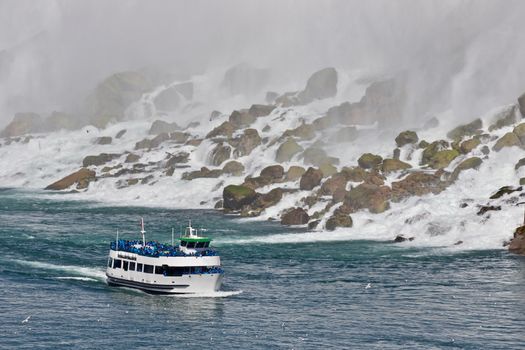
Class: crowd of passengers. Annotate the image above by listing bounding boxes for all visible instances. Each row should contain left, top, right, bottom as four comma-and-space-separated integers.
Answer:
108, 257, 223, 276
110, 240, 218, 257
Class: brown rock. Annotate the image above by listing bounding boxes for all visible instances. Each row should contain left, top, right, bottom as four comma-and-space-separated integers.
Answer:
115, 129, 127, 139
125, 153, 140, 163
230, 128, 261, 156
260, 165, 284, 180
206, 121, 236, 139
95, 136, 112, 145
381, 159, 411, 173
82, 153, 119, 167
344, 183, 391, 213
223, 185, 258, 211
248, 104, 276, 117
210, 143, 231, 166
281, 207, 310, 225
519, 92, 525, 117
395, 130, 418, 147
391, 172, 447, 202
325, 214, 353, 231
149, 120, 180, 135
286, 166, 306, 181
300, 167, 323, 190
223, 161, 245, 176
509, 225, 525, 254
320, 173, 347, 196
45, 168, 96, 190
358, 153, 382, 169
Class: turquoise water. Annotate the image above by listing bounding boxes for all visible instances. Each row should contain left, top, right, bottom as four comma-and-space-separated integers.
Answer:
0, 188, 524, 349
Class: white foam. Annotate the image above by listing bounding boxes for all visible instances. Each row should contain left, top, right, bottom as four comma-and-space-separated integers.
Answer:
14, 260, 107, 281
166, 290, 243, 298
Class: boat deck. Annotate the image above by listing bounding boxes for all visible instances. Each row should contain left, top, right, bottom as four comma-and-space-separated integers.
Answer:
110, 240, 219, 258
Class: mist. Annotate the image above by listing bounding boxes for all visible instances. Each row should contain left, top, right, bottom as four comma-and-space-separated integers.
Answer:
1, 0, 525, 127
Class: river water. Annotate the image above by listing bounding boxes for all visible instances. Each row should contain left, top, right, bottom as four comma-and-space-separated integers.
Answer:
1, 189, 523, 349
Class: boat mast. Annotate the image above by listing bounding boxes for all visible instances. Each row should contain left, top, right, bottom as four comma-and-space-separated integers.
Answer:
141, 217, 146, 247
171, 227, 174, 246
116, 229, 119, 252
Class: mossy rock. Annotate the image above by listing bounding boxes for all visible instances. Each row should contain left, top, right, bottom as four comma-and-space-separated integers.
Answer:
381, 159, 412, 173
286, 166, 306, 181
302, 147, 339, 167
276, 138, 303, 163
357, 153, 383, 169
395, 130, 418, 147
325, 214, 353, 231
446, 118, 483, 140
512, 123, 525, 145
223, 185, 258, 211
344, 183, 391, 213
459, 138, 481, 154
520, 178, 525, 186
319, 163, 337, 177
488, 106, 517, 131
223, 161, 245, 176
450, 157, 483, 182
428, 149, 459, 169
421, 140, 449, 165
493, 132, 521, 152
282, 123, 316, 141
418, 140, 430, 149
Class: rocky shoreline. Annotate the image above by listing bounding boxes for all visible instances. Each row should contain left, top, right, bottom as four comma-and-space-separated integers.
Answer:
2, 67, 525, 255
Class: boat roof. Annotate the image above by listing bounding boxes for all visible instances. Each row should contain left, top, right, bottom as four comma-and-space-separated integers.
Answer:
180, 236, 211, 243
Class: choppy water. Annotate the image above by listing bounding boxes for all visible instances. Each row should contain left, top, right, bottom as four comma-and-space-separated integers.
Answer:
0, 189, 524, 349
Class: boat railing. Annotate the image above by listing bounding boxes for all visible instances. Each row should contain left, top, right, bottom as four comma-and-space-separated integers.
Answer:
110, 239, 218, 257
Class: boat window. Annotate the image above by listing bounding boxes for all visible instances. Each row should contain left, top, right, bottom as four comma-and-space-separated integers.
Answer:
143, 264, 154, 274
180, 240, 187, 247
137, 263, 143, 272
108, 257, 113, 268
204, 242, 209, 248
187, 242, 195, 248
113, 259, 122, 269
129, 262, 136, 271
123, 261, 129, 271
196, 242, 204, 248
155, 266, 164, 275
165, 266, 184, 276
194, 267, 202, 274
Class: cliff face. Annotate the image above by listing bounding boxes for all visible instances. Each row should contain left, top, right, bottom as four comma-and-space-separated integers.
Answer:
2, 66, 525, 253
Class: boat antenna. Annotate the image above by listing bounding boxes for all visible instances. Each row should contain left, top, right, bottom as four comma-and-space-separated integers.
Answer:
171, 227, 174, 246
116, 229, 119, 253
140, 217, 146, 247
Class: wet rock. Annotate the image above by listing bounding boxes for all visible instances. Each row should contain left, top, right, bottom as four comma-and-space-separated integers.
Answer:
302, 147, 339, 167
481, 145, 490, 155
210, 143, 231, 166
223, 161, 245, 176
135, 138, 152, 150
260, 165, 284, 180
319, 163, 337, 177
489, 186, 522, 199
320, 173, 348, 196
282, 123, 316, 141
286, 166, 306, 181
229, 109, 255, 128
115, 129, 127, 139
125, 153, 140, 163
1, 112, 43, 137
391, 172, 447, 201
251, 188, 284, 211
165, 152, 189, 167
230, 128, 261, 157
183, 167, 223, 181
395, 130, 418, 147
45, 168, 96, 190
520, 178, 525, 186
242, 176, 272, 190
519, 92, 525, 117
281, 207, 310, 225
422, 117, 439, 129
299, 67, 338, 103
446, 118, 483, 140
95, 136, 112, 145
513, 123, 525, 145
87, 71, 153, 128
276, 137, 303, 163
428, 149, 459, 169
300, 167, 323, 190
393, 148, 401, 160
381, 159, 411, 173
450, 157, 483, 182
493, 132, 521, 152
476, 205, 501, 216
165, 167, 175, 176
344, 183, 391, 213
141, 175, 154, 184
341, 166, 367, 182
394, 235, 414, 243
223, 184, 258, 211
325, 214, 353, 231
154, 82, 193, 111
82, 153, 119, 167
308, 220, 321, 230
206, 121, 236, 139
515, 158, 525, 170
334, 126, 359, 143
358, 153, 383, 169
488, 106, 517, 131
509, 225, 525, 254
214, 200, 224, 209
459, 138, 481, 154
150, 133, 171, 148
421, 140, 449, 165
186, 139, 203, 147
248, 104, 275, 118
209, 110, 222, 121
262, 125, 271, 132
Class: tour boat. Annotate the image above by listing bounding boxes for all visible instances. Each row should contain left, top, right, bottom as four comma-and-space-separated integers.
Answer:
106, 219, 223, 294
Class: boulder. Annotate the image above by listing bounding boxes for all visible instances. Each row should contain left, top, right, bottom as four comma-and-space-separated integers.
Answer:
334, 126, 359, 143
493, 132, 521, 152
231, 128, 261, 157
513, 123, 525, 145
286, 166, 306, 181
381, 159, 411, 173
428, 149, 459, 169
418, 140, 430, 149
149, 120, 180, 134
395, 130, 418, 147
210, 143, 231, 166
393, 147, 400, 160
344, 183, 391, 213
481, 145, 490, 155
150, 133, 170, 148
391, 172, 447, 201
206, 121, 236, 139
358, 153, 382, 169
165, 152, 189, 167
488, 106, 517, 131
298, 67, 338, 103
45, 168, 96, 190
325, 214, 353, 231
223, 161, 245, 176
341, 166, 368, 182
229, 109, 255, 128
242, 176, 272, 190
209, 110, 222, 121
135, 138, 152, 150
489, 186, 522, 199
154, 82, 193, 111
300, 167, 323, 190
125, 153, 140, 163
1, 112, 43, 137
95, 136, 112, 145
169, 131, 189, 144
515, 158, 525, 170
282, 123, 316, 141
459, 138, 481, 154
182, 167, 223, 181
223, 185, 258, 211
518, 92, 525, 117
248, 104, 275, 118
87, 71, 153, 128
302, 147, 339, 167
251, 188, 284, 211
394, 235, 414, 243
82, 153, 119, 167
320, 173, 347, 196
450, 157, 483, 182
260, 165, 284, 180
476, 205, 501, 216
446, 119, 483, 140
319, 163, 337, 177
276, 138, 303, 162
115, 129, 127, 139
281, 207, 310, 225
509, 225, 525, 255
421, 140, 449, 165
